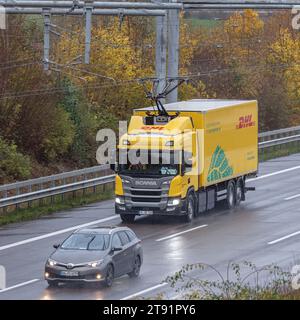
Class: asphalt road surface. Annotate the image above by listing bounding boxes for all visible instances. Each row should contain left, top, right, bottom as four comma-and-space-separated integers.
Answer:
1, 154, 300, 300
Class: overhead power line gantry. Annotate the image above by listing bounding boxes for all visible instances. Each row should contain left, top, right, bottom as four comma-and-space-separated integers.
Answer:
1, 0, 300, 103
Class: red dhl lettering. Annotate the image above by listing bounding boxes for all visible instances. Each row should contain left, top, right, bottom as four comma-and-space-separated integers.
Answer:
141, 126, 164, 131
236, 115, 255, 129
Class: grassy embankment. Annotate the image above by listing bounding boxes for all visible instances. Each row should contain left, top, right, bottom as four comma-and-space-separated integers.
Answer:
0, 186, 113, 226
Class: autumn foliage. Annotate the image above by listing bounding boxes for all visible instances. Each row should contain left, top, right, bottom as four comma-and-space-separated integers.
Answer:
0, 10, 300, 181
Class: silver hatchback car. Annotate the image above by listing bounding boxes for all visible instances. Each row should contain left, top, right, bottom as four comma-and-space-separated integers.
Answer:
45, 226, 143, 287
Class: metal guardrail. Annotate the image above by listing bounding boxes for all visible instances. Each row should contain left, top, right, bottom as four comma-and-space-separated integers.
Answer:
258, 134, 300, 149
0, 174, 115, 208
1, 126, 300, 210
258, 125, 300, 139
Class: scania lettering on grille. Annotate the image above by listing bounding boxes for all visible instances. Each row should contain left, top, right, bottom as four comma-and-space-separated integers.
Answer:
135, 180, 157, 186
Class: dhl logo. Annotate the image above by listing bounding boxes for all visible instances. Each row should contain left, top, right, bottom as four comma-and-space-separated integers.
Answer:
141, 126, 164, 131
236, 115, 255, 129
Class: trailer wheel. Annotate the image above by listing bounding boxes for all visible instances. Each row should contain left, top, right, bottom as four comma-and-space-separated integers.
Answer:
225, 180, 236, 210
184, 193, 195, 222
235, 178, 244, 206
120, 214, 135, 223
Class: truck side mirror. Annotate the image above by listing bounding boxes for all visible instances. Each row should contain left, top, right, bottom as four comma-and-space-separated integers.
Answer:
180, 164, 185, 176
110, 162, 119, 172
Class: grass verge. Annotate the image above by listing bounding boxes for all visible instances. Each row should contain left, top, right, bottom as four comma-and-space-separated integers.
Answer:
0, 188, 113, 226
259, 142, 300, 162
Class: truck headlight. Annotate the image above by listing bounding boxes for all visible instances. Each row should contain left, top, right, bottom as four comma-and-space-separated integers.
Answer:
122, 139, 131, 145
167, 198, 181, 206
87, 260, 103, 268
47, 259, 57, 266
115, 197, 125, 205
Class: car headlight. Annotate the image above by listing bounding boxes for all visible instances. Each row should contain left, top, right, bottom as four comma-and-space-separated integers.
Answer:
87, 260, 104, 268
115, 197, 125, 205
47, 259, 57, 266
167, 198, 181, 206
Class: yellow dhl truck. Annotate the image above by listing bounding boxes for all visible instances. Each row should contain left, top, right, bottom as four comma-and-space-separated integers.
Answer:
112, 99, 258, 223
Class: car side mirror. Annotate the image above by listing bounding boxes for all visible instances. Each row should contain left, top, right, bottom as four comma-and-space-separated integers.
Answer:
112, 246, 122, 252
53, 244, 60, 249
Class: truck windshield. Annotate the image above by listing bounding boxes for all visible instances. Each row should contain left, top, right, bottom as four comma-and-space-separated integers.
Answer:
119, 150, 180, 177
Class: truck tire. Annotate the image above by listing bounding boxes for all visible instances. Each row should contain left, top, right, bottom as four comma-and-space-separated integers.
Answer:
225, 180, 236, 210
184, 193, 195, 222
120, 214, 135, 223
235, 178, 244, 206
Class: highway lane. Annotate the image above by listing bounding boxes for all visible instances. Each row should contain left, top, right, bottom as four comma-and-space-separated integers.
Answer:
0, 153, 300, 299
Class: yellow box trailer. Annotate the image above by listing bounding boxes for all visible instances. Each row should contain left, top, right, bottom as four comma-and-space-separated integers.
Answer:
112, 99, 258, 223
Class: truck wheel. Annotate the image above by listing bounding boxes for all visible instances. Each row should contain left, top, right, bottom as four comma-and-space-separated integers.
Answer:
120, 214, 135, 223
184, 194, 195, 222
235, 178, 244, 206
225, 180, 236, 210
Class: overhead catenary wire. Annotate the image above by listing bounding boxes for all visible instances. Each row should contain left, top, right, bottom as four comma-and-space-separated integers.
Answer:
1, 60, 299, 101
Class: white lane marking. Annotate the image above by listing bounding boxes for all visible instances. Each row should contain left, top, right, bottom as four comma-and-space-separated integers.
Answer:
0, 215, 119, 252
156, 224, 208, 242
249, 165, 300, 182
121, 282, 168, 300
268, 230, 300, 245
285, 193, 300, 201
0, 279, 39, 293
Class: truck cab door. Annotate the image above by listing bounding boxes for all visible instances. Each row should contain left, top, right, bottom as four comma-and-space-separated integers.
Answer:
181, 131, 198, 197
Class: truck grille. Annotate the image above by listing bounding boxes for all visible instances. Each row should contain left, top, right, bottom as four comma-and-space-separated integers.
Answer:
131, 190, 161, 196
131, 197, 161, 203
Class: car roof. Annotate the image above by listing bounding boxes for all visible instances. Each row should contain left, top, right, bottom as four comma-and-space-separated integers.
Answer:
74, 226, 131, 235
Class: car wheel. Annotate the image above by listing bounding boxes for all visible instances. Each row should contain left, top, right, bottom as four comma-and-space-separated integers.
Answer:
104, 264, 114, 287
129, 256, 141, 278
120, 214, 135, 223
184, 194, 195, 222
225, 180, 236, 210
47, 280, 58, 288
235, 178, 244, 206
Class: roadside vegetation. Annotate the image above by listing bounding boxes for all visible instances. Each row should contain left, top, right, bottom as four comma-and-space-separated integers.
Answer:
163, 261, 300, 300
0, 186, 113, 226
1, 10, 300, 183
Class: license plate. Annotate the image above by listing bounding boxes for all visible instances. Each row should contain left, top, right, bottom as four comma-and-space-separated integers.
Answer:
60, 271, 78, 277
139, 210, 153, 215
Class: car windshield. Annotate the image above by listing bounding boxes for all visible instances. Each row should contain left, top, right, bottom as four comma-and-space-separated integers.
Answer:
61, 233, 110, 250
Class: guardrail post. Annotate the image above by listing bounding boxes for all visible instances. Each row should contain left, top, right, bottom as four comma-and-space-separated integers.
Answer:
62, 178, 65, 201
83, 174, 86, 196
16, 187, 20, 210
51, 181, 55, 204
28, 185, 32, 208
3, 190, 7, 214
39, 183, 43, 206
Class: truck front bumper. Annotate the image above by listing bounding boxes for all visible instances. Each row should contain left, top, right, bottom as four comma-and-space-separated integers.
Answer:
115, 198, 187, 216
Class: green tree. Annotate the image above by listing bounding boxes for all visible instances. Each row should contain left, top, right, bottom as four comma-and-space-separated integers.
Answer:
0, 137, 31, 183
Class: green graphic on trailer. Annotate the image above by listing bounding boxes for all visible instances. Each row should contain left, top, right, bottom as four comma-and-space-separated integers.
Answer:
207, 145, 233, 182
